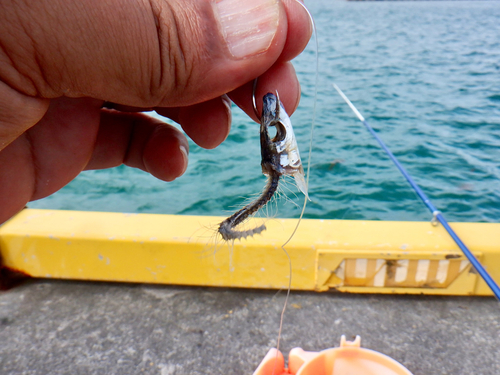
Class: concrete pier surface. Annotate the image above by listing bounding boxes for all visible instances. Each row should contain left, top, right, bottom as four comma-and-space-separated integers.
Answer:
0, 280, 498, 375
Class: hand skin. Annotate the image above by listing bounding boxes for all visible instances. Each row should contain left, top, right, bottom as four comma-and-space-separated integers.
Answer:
0, 0, 312, 224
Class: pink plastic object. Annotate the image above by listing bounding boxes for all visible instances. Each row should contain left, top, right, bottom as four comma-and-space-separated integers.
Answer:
252, 336, 414, 375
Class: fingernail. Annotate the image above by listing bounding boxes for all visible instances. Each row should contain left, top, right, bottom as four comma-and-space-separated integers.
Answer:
221, 94, 232, 141
221, 94, 232, 113
214, 0, 279, 59
179, 144, 189, 176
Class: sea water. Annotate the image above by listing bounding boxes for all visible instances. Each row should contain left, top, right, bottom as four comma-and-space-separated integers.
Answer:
30, 0, 500, 223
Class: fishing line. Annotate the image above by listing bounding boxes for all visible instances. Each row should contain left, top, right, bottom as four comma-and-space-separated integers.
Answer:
333, 83, 500, 301
273, 0, 319, 365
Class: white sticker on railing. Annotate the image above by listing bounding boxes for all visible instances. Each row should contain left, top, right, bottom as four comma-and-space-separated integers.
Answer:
436, 260, 450, 284
395, 259, 409, 283
355, 258, 368, 278
415, 259, 430, 282
373, 259, 387, 287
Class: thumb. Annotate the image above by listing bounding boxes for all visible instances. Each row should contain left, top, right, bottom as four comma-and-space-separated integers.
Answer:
0, 0, 289, 109
132, 0, 290, 107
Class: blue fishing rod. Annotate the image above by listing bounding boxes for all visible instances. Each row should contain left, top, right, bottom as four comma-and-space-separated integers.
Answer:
333, 83, 500, 300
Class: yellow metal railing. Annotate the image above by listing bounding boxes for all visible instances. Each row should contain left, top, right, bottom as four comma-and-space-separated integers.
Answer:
1, 209, 498, 295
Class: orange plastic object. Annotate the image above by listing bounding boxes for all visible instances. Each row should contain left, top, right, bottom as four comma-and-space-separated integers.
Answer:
253, 336, 413, 375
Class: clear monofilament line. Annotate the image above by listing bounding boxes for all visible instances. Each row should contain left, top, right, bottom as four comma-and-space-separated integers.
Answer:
274, 1, 319, 370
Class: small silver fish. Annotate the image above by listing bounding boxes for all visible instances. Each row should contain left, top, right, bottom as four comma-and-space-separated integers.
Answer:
260, 93, 308, 199
218, 93, 308, 241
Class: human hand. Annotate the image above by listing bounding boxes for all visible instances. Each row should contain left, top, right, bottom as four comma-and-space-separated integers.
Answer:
0, 0, 312, 223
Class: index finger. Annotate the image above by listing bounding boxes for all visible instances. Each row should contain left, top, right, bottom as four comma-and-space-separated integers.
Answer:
228, 61, 300, 123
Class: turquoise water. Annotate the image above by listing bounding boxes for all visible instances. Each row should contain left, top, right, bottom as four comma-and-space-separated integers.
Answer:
30, 1, 500, 223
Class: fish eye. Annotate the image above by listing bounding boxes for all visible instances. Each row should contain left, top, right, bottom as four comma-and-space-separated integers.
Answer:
270, 121, 286, 143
